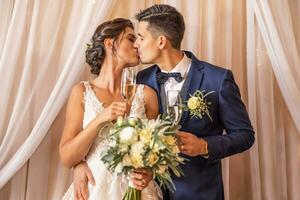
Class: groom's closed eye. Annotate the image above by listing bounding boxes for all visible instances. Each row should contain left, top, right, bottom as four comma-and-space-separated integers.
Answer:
137, 33, 144, 41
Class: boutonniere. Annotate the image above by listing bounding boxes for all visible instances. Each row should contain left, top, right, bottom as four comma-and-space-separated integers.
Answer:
184, 90, 215, 121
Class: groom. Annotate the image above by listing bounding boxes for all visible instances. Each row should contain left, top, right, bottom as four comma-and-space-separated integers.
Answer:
134, 4, 255, 200
72, 4, 255, 200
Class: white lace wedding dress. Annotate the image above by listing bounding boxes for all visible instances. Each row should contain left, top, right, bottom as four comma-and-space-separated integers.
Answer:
62, 81, 162, 200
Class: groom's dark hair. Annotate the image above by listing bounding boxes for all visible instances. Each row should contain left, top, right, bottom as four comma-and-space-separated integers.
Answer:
135, 4, 185, 49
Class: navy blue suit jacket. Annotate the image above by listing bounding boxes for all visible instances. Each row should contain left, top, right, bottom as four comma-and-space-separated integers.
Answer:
137, 51, 255, 200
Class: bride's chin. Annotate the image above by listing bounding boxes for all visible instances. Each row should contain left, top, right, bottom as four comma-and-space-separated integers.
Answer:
131, 60, 140, 66
125, 61, 140, 68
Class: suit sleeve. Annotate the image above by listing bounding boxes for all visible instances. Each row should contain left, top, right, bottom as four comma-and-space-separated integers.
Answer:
203, 70, 255, 165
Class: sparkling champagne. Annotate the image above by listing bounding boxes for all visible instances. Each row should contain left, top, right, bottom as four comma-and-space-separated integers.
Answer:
122, 84, 137, 101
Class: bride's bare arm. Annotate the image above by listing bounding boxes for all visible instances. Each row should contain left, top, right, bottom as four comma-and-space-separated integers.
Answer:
143, 85, 159, 120
59, 83, 126, 168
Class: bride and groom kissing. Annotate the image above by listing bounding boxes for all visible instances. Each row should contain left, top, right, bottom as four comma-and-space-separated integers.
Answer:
60, 4, 255, 200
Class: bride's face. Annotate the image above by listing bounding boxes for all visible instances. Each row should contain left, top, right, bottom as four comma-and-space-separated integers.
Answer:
114, 27, 139, 68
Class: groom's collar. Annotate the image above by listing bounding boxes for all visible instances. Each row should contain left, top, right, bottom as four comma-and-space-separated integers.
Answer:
183, 51, 204, 71
160, 53, 191, 78
150, 50, 204, 74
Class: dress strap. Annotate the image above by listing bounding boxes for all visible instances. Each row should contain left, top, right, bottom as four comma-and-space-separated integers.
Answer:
80, 81, 94, 105
81, 81, 92, 91
137, 84, 145, 101
129, 84, 146, 119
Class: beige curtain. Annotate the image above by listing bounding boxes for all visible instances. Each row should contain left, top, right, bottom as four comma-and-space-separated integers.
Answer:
0, 0, 118, 199
0, 0, 299, 200
247, 0, 300, 200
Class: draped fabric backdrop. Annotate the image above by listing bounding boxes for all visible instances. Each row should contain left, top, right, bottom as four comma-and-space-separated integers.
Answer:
0, 0, 299, 200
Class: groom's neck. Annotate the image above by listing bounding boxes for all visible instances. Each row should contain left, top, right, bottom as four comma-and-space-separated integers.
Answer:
157, 49, 184, 72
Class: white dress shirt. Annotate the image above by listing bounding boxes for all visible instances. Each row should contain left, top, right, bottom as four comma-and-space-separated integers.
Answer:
161, 53, 191, 104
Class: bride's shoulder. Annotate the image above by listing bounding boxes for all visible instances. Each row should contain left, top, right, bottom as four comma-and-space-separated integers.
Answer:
68, 82, 86, 99
73, 82, 86, 92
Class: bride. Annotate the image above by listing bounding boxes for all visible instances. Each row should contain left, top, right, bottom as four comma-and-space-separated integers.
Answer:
60, 18, 161, 200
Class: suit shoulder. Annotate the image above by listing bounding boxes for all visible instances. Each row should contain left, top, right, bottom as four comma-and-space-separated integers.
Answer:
137, 65, 158, 84
201, 61, 228, 73
137, 65, 157, 76
200, 61, 232, 80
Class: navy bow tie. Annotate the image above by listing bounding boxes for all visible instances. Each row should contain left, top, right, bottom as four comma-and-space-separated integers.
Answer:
156, 72, 183, 84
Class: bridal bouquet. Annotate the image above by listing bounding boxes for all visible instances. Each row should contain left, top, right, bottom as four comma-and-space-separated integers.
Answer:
100, 116, 184, 200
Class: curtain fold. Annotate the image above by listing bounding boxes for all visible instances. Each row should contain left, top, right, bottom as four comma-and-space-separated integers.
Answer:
0, 0, 117, 189
249, 0, 300, 133
247, 0, 300, 199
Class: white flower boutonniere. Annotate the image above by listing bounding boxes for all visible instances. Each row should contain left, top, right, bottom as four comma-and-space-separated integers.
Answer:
185, 90, 215, 121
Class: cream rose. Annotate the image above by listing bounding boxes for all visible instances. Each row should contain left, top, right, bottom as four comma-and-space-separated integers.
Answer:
148, 152, 159, 167
187, 96, 200, 110
130, 153, 143, 168
139, 128, 152, 145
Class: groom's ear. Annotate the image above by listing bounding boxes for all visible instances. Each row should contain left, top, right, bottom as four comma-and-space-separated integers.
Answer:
157, 35, 167, 50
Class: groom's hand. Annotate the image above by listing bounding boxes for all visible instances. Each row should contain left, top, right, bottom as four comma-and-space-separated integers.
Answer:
177, 131, 208, 157
130, 168, 153, 191
73, 161, 95, 200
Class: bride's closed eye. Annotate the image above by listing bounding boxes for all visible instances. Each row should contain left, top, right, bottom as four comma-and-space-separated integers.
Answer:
127, 33, 136, 43
128, 37, 136, 43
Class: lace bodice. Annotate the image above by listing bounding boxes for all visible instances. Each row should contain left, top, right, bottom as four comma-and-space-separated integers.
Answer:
82, 81, 146, 129
81, 81, 147, 163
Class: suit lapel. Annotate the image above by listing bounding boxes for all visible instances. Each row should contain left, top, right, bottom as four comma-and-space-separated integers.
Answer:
160, 84, 167, 114
146, 66, 160, 92
147, 66, 164, 114
179, 53, 204, 125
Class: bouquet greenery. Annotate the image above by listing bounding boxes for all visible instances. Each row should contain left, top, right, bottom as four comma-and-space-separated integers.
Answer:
100, 116, 185, 200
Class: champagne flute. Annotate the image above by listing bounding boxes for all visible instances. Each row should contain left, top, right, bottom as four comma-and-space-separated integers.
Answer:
121, 68, 137, 117
166, 90, 183, 125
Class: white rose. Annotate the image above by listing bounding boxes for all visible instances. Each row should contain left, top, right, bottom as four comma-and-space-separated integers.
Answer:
119, 127, 135, 143
130, 142, 145, 155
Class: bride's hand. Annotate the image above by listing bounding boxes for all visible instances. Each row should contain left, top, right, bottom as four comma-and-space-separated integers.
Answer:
99, 102, 127, 122
130, 168, 153, 190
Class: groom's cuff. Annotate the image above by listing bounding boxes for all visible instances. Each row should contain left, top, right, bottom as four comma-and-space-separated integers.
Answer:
201, 139, 209, 159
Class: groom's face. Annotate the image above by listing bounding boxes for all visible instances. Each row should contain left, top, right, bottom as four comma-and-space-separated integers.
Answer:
134, 22, 160, 64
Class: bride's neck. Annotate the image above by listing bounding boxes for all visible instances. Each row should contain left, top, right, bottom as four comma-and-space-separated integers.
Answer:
93, 60, 122, 93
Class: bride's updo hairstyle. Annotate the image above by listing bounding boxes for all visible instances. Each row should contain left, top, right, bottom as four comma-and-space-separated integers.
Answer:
86, 18, 134, 75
